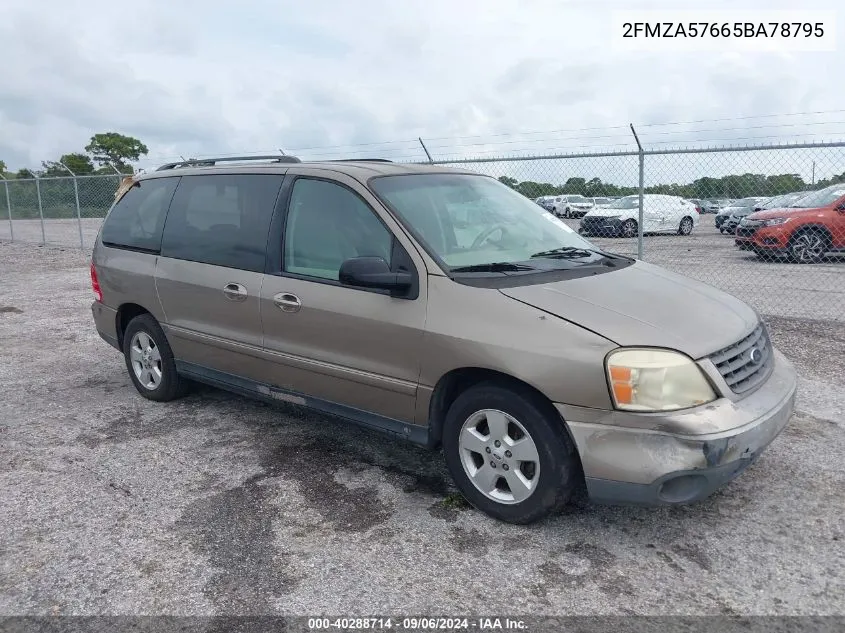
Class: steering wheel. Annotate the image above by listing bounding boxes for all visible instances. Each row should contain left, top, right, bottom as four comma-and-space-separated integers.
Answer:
471, 223, 510, 249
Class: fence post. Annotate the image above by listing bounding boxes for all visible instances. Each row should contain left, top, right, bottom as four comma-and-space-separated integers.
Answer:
58, 162, 84, 250
418, 137, 434, 163
0, 174, 12, 243
630, 124, 645, 260
34, 175, 46, 245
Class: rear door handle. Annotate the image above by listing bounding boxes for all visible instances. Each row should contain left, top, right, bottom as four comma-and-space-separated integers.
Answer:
273, 292, 302, 313
223, 283, 248, 302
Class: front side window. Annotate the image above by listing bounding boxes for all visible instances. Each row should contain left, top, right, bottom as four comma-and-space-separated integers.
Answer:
100, 177, 179, 251
370, 174, 603, 271
284, 178, 393, 281
160, 174, 283, 272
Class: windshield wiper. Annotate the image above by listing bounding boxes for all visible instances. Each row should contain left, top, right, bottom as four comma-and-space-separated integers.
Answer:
450, 262, 536, 273
530, 246, 599, 259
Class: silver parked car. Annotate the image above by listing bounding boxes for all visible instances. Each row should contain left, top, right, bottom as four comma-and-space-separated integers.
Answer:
90, 156, 797, 524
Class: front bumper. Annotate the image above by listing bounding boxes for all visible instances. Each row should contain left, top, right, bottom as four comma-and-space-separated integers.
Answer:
579, 217, 622, 236
556, 348, 797, 505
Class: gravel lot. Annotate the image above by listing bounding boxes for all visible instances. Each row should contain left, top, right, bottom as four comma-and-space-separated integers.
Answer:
0, 237, 843, 618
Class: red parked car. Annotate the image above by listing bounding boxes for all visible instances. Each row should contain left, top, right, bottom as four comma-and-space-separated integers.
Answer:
735, 183, 845, 263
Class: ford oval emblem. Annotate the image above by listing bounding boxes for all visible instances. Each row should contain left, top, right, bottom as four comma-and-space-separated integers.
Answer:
749, 347, 763, 364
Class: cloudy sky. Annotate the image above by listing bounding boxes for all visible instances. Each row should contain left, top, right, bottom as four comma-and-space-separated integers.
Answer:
1, 0, 843, 177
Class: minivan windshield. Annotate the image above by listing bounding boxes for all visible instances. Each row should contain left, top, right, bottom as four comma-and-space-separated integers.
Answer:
788, 185, 845, 209
370, 174, 605, 271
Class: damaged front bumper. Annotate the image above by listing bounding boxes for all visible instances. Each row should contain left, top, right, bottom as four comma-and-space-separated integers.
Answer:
555, 348, 797, 505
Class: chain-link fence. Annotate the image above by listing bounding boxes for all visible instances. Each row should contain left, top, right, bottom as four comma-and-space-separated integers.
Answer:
0, 174, 122, 249
429, 141, 845, 322
2, 142, 843, 321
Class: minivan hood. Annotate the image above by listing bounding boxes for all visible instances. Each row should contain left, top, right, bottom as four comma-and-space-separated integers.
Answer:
499, 261, 757, 359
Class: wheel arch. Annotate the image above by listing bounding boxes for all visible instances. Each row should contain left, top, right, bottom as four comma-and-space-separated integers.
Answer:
115, 303, 154, 349
426, 367, 578, 451
788, 222, 833, 243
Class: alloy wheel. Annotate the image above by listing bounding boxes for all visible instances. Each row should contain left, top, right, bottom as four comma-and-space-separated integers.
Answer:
129, 331, 163, 390
458, 409, 541, 505
791, 233, 826, 263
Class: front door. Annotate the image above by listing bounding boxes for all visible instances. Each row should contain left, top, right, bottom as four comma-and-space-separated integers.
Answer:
260, 171, 427, 423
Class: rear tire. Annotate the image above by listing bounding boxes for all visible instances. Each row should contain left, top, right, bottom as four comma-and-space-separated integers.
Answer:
620, 219, 637, 238
442, 382, 580, 524
122, 314, 188, 402
678, 216, 694, 235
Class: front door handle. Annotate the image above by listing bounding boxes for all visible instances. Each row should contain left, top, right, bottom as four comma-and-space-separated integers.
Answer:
274, 292, 302, 313
223, 283, 248, 302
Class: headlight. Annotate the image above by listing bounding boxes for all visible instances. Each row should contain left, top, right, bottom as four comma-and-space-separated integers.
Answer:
759, 217, 790, 227
606, 349, 717, 412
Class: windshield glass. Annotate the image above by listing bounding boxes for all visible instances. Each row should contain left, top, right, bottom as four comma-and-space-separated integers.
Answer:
606, 195, 640, 209
370, 174, 602, 270
760, 192, 801, 209
567, 195, 588, 203
733, 197, 763, 207
789, 185, 845, 208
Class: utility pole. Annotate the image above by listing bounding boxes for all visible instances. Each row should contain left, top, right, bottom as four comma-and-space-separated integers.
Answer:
811, 161, 816, 186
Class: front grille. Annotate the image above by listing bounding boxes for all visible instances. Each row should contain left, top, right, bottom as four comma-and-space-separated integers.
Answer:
709, 322, 774, 394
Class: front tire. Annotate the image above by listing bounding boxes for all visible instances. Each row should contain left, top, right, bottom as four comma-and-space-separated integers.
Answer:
123, 314, 187, 402
620, 219, 638, 238
788, 230, 830, 264
442, 382, 580, 524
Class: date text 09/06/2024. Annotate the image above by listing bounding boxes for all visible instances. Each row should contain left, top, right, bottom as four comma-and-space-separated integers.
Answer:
308, 617, 527, 631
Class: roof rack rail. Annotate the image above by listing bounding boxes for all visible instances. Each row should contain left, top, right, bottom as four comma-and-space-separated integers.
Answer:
326, 158, 394, 163
155, 155, 302, 171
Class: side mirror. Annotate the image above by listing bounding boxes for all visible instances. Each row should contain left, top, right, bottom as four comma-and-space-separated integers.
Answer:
338, 257, 412, 293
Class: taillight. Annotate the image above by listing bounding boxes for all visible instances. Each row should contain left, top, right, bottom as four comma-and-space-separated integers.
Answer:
90, 262, 103, 302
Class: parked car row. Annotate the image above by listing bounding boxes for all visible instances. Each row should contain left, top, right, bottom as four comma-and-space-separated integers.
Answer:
578, 194, 700, 238
534, 195, 621, 217
728, 183, 845, 263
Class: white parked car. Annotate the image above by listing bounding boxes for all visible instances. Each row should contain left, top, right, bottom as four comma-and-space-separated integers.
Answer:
591, 197, 612, 209
552, 194, 594, 218
579, 194, 700, 238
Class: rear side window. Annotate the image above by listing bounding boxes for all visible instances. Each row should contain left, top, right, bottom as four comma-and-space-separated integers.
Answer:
100, 177, 179, 252
161, 174, 283, 272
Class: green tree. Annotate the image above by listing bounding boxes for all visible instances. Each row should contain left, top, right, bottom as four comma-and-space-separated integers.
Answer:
562, 177, 586, 195
0, 159, 6, 175
85, 132, 148, 170
498, 176, 518, 189
16, 168, 34, 179
42, 153, 95, 177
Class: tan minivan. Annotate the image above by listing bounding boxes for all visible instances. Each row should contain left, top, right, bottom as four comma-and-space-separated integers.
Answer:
90, 156, 797, 524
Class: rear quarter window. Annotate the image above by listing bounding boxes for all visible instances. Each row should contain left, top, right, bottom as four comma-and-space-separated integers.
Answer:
100, 177, 179, 252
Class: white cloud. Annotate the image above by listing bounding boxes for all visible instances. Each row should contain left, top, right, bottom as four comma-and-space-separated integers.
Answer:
0, 0, 842, 172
